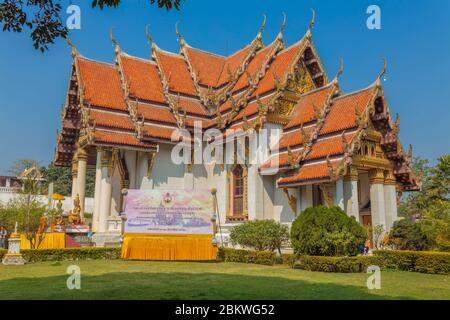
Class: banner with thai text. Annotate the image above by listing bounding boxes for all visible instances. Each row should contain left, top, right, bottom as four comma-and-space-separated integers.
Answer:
123, 189, 214, 235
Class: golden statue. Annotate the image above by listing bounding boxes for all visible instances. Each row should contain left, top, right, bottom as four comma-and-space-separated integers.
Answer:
68, 194, 82, 225
38, 215, 48, 233
53, 200, 64, 226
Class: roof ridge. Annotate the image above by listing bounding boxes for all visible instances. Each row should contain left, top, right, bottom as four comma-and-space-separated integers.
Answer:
77, 55, 115, 67
120, 51, 157, 64
185, 44, 227, 59
334, 82, 376, 100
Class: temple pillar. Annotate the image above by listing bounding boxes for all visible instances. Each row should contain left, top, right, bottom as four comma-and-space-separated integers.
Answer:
71, 157, 78, 200
344, 166, 360, 221
369, 168, 386, 230
76, 148, 88, 221
383, 170, 398, 232
92, 148, 103, 232
98, 149, 112, 233
335, 178, 344, 210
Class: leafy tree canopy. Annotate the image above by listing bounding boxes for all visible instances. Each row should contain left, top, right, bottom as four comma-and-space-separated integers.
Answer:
0, 0, 182, 52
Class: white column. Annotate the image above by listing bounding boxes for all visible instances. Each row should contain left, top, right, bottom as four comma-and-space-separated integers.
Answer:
92, 148, 103, 232
344, 167, 360, 221
369, 169, 386, 229
383, 170, 398, 232
76, 148, 88, 221
71, 158, 78, 200
98, 150, 112, 233
5, 178, 10, 188
335, 178, 344, 210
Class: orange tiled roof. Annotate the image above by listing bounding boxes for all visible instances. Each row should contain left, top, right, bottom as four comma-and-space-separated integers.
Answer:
305, 133, 354, 160
94, 131, 155, 149
319, 87, 374, 135
253, 41, 304, 97
216, 46, 252, 86
120, 54, 166, 104
233, 45, 273, 92
77, 58, 127, 111
137, 104, 177, 125
89, 110, 135, 131
143, 124, 178, 141
277, 126, 315, 150
185, 47, 225, 87
284, 84, 334, 129
278, 161, 336, 185
156, 50, 197, 96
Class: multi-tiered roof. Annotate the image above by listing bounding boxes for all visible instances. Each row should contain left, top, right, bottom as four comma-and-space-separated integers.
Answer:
54, 14, 419, 191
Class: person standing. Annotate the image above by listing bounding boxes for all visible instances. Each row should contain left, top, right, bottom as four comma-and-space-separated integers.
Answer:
0, 226, 7, 249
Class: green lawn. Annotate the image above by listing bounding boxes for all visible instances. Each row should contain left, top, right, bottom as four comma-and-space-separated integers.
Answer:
0, 260, 449, 300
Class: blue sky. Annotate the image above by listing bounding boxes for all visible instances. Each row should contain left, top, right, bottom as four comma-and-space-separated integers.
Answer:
0, 0, 449, 174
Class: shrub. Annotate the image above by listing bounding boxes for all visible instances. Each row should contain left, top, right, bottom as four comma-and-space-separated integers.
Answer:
20, 247, 121, 263
218, 247, 275, 265
293, 255, 383, 273
279, 253, 297, 268
290, 206, 367, 256
230, 220, 289, 254
388, 219, 434, 251
373, 250, 450, 275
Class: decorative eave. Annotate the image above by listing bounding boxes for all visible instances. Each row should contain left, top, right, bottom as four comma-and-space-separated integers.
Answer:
146, 25, 188, 130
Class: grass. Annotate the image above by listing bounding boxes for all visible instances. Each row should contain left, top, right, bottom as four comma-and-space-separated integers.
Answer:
0, 260, 449, 300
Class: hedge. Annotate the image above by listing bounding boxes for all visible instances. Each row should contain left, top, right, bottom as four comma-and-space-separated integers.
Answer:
218, 247, 276, 266
373, 250, 450, 275
0, 248, 121, 263
293, 255, 383, 273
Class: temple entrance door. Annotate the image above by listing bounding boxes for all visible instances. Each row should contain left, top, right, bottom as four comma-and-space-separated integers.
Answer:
362, 215, 372, 226
232, 165, 244, 219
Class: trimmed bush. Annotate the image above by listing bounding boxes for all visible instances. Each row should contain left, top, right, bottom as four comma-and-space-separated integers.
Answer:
20, 247, 121, 263
291, 206, 367, 256
293, 255, 382, 273
230, 220, 289, 253
279, 253, 297, 268
374, 250, 450, 275
218, 248, 275, 266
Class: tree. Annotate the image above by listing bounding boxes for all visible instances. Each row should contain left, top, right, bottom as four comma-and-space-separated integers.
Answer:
290, 206, 367, 256
8, 158, 41, 176
0, 0, 182, 52
0, 176, 48, 249
399, 155, 450, 251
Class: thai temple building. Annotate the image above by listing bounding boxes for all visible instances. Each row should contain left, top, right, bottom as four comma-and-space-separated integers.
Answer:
54, 15, 420, 245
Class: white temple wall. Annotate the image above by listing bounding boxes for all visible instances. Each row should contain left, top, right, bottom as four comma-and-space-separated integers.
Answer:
261, 175, 274, 220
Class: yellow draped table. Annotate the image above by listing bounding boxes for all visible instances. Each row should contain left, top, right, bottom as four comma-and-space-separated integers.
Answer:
121, 234, 218, 261
20, 232, 65, 249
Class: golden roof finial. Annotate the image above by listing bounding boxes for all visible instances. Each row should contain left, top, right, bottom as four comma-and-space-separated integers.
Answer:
407, 144, 413, 161
308, 8, 316, 31
276, 13, 287, 40
257, 14, 267, 39
377, 57, 387, 84
145, 23, 157, 56
109, 27, 118, 46
65, 34, 77, 59
334, 58, 344, 82
175, 21, 186, 47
